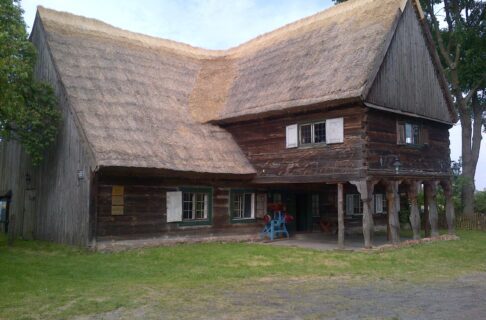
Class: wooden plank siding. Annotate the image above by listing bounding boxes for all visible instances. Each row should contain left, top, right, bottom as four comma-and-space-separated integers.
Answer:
365, 109, 451, 178
0, 16, 96, 246
366, 2, 452, 124
224, 104, 367, 184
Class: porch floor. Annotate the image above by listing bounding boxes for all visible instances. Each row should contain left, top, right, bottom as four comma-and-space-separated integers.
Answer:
263, 232, 411, 251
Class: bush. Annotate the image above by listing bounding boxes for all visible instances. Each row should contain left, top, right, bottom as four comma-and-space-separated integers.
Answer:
475, 191, 486, 214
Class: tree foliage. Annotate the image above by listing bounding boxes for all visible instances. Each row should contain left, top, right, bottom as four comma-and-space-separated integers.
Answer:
0, 0, 59, 165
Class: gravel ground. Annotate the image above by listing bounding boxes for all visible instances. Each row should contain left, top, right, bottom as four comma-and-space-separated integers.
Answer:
76, 273, 486, 320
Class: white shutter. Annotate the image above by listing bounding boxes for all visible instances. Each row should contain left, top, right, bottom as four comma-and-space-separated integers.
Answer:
326, 117, 344, 144
166, 191, 182, 222
286, 124, 298, 148
256, 193, 267, 218
346, 194, 354, 215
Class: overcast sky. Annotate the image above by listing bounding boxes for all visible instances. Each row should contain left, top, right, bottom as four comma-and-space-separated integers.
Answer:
21, 0, 485, 190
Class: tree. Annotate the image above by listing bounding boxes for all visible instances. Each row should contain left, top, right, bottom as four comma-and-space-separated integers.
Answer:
0, 0, 59, 165
419, 0, 485, 217
333, 0, 485, 216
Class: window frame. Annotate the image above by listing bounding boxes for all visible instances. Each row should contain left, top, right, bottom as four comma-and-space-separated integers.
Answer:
179, 187, 213, 226
230, 189, 256, 223
374, 193, 387, 214
298, 120, 327, 147
346, 193, 363, 216
397, 121, 424, 146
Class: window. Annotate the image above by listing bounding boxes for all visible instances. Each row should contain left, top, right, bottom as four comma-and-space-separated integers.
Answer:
397, 122, 423, 145
374, 194, 387, 214
346, 194, 362, 215
183, 192, 208, 220
311, 194, 320, 217
231, 192, 255, 220
299, 121, 326, 146
111, 185, 124, 216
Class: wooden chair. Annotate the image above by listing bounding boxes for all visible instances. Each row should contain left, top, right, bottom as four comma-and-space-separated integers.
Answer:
260, 212, 289, 241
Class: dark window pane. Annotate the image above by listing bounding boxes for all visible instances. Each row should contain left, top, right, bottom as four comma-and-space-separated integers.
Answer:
300, 124, 312, 145
314, 122, 326, 143
243, 193, 252, 218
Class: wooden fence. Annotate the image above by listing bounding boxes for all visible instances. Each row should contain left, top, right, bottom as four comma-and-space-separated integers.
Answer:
455, 213, 486, 231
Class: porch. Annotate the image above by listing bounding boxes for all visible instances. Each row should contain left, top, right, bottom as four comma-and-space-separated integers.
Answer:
260, 178, 455, 249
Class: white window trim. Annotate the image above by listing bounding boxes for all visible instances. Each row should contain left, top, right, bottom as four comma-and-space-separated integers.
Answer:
232, 192, 256, 220
183, 192, 208, 221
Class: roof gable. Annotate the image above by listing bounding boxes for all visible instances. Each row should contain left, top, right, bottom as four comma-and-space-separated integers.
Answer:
365, 1, 455, 123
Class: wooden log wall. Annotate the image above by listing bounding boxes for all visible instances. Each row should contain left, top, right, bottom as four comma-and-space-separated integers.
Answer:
95, 177, 261, 238
223, 104, 366, 183
365, 109, 451, 176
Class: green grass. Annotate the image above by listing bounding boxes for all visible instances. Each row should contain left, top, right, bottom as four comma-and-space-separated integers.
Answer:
0, 231, 485, 319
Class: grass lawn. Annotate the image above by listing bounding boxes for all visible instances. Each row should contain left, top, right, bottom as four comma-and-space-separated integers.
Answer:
0, 231, 485, 320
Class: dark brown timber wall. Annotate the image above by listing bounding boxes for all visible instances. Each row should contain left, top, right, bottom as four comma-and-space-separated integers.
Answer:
95, 176, 261, 238
365, 109, 451, 177
224, 104, 366, 183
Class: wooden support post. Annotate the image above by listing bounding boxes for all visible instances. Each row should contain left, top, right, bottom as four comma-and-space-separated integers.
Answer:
443, 181, 455, 235
425, 181, 439, 237
408, 181, 421, 240
351, 180, 374, 249
337, 183, 344, 249
423, 185, 430, 237
386, 181, 400, 244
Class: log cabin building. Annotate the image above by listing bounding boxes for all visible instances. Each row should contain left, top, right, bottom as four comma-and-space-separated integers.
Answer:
0, 0, 457, 248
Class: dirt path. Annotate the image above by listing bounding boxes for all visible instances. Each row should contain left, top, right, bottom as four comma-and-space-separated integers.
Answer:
76, 273, 486, 320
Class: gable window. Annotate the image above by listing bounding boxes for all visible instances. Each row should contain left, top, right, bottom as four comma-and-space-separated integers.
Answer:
183, 192, 208, 220
299, 121, 326, 146
231, 191, 255, 221
397, 122, 424, 145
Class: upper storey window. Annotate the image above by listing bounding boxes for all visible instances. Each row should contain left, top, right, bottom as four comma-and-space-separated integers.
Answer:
286, 118, 343, 148
299, 121, 326, 146
397, 122, 428, 145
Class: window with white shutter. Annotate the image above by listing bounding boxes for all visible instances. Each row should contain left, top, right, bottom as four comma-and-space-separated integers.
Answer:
326, 117, 344, 144
286, 124, 298, 148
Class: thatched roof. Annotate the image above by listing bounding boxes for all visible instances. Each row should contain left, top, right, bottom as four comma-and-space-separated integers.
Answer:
34, 0, 453, 175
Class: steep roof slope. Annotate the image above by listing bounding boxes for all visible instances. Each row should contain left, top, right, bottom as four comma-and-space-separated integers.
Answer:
193, 0, 407, 122
35, 8, 255, 175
